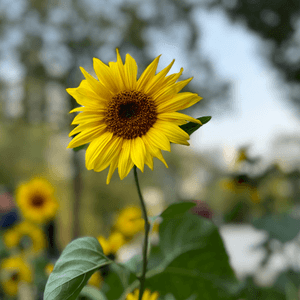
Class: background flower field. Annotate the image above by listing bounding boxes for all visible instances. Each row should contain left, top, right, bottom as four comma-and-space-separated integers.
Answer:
0, 0, 300, 299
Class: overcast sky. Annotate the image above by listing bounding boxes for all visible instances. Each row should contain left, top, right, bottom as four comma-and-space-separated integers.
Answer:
180, 8, 299, 168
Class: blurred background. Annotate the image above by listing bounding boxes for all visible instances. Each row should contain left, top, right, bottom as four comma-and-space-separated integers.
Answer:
0, 0, 300, 298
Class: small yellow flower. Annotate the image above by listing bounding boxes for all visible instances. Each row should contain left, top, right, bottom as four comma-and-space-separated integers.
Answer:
16, 177, 59, 224
45, 263, 54, 276
97, 231, 126, 256
3, 221, 47, 253
114, 206, 144, 238
88, 270, 103, 288
0, 256, 32, 296
235, 147, 248, 165
126, 289, 159, 300
67, 49, 202, 184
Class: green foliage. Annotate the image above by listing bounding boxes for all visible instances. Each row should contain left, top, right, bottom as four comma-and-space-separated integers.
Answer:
180, 116, 211, 136
145, 209, 240, 300
44, 237, 111, 300
252, 213, 300, 243
100, 202, 240, 300
78, 286, 108, 300
160, 201, 196, 219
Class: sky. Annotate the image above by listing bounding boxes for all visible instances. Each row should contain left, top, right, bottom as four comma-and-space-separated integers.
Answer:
195, 9, 300, 163
153, 7, 300, 168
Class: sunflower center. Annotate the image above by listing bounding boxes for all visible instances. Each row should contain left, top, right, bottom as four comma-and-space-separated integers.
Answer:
104, 90, 157, 139
11, 272, 20, 282
31, 194, 45, 207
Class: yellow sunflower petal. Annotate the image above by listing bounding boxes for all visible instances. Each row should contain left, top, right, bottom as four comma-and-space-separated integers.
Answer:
153, 120, 190, 145
85, 131, 114, 170
151, 67, 184, 100
69, 122, 102, 137
71, 111, 105, 125
80, 67, 112, 98
144, 151, 154, 170
113, 49, 126, 90
142, 135, 168, 168
145, 59, 175, 95
118, 140, 134, 180
136, 55, 161, 91
157, 112, 201, 124
144, 127, 171, 152
125, 53, 138, 90
67, 87, 105, 109
93, 58, 119, 94
93, 136, 123, 172
67, 124, 107, 149
130, 137, 146, 172
156, 92, 202, 113
106, 156, 119, 184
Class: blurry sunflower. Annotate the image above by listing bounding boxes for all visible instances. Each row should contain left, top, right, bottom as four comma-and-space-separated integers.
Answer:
16, 178, 59, 224
0, 256, 32, 297
97, 231, 126, 256
3, 221, 47, 253
126, 289, 159, 300
87, 270, 103, 288
67, 49, 202, 184
113, 206, 144, 238
44, 263, 54, 276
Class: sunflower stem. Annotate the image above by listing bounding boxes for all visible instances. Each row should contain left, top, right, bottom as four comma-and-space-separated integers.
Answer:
134, 166, 150, 300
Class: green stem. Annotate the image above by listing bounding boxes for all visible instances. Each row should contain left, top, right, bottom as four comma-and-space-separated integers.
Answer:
134, 166, 150, 300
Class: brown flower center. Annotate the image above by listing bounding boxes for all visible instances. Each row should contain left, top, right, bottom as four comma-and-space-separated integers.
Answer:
31, 194, 45, 207
104, 90, 157, 139
11, 272, 20, 282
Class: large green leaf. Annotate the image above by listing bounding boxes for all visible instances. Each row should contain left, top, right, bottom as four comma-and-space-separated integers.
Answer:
102, 263, 138, 300
145, 210, 240, 300
78, 286, 108, 300
252, 213, 300, 243
44, 237, 111, 300
160, 202, 196, 220
179, 116, 211, 136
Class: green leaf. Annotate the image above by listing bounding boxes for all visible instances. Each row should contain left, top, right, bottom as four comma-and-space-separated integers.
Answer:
160, 202, 196, 220
252, 213, 300, 243
145, 212, 240, 300
44, 237, 112, 300
102, 263, 137, 300
78, 286, 108, 300
179, 116, 211, 136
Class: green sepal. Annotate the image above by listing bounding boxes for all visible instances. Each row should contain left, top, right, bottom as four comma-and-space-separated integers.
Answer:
180, 116, 211, 136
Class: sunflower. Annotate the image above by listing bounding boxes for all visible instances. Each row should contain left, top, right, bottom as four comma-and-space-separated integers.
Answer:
97, 231, 126, 256
87, 270, 103, 288
16, 178, 59, 224
126, 289, 159, 300
67, 50, 202, 184
113, 206, 144, 238
45, 263, 54, 276
3, 221, 47, 254
0, 256, 32, 296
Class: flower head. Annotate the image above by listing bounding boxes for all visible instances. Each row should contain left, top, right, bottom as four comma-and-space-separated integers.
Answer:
126, 289, 159, 300
45, 263, 54, 276
0, 256, 32, 296
16, 178, 59, 224
3, 221, 47, 253
97, 231, 126, 256
87, 270, 103, 288
67, 50, 202, 183
113, 206, 144, 238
